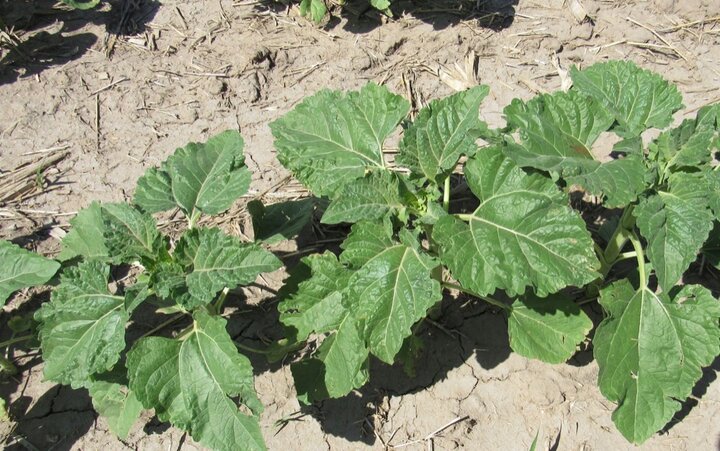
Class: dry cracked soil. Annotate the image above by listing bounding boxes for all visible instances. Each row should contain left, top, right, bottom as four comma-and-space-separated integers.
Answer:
1, 0, 720, 449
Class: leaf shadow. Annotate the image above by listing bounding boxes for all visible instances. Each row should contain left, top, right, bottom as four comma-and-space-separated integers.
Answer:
253, 0, 518, 34
0, 0, 159, 86
288, 292, 513, 445
4, 384, 95, 451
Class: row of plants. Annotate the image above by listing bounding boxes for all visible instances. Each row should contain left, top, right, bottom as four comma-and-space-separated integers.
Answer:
1, 60, 719, 449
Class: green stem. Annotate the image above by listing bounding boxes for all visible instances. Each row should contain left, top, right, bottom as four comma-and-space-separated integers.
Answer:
0, 335, 34, 349
188, 209, 201, 229
455, 213, 473, 222
441, 282, 510, 311
235, 341, 272, 355
628, 230, 647, 288
443, 176, 451, 212
603, 206, 635, 265
212, 287, 230, 315
139, 313, 186, 340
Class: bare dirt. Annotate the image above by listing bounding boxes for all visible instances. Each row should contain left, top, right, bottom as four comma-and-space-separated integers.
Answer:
1, 0, 720, 449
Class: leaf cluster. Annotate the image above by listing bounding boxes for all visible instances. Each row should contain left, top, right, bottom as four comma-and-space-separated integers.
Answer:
270, 60, 720, 444
33, 131, 294, 450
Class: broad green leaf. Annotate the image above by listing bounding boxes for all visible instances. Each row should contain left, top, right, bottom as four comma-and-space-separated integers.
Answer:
127, 310, 265, 451
181, 228, 281, 306
340, 220, 394, 268
271, 83, 410, 197
291, 314, 369, 403
299, 0, 326, 22
123, 282, 150, 314
149, 261, 186, 299
0, 240, 59, 305
278, 252, 351, 343
348, 240, 442, 363
35, 261, 127, 388
435, 148, 599, 297
169, 131, 251, 216
635, 172, 714, 292
507, 294, 592, 364
397, 86, 489, 183
594, 280, 720, 443
61, 0, 100, 9
570, 61, 683, 138
322, 171, 411, 224
58, 202, 109, 261
133, 166, 175, 214
649, 105, 718, 173
248, 198, 314, 244
101, 203, 167, 266
89, 373, 143, 440
370, 0, 391, 13
503, 90, 613, 172
135, 131, 251, 217
564, 155, 647, 208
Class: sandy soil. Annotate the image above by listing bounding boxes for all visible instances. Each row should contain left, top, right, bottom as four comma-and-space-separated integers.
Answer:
1, 0, 720, 449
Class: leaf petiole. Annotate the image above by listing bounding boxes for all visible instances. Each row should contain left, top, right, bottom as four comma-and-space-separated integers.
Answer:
443, 176, 451, 212
628, 230, 647, 287
0, 335, 34, 349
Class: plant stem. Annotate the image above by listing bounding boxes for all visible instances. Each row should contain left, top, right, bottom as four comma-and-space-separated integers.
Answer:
139, 313, 186, 340
441, 282, 510, 311
602, 206, 635, 265
188, 209, 201, 229
443, 176, 451, 212
455, 213, 473, 222
628, 230, 647, 288
235, 341, 271, 355
0, 335, 34, 349
212, 287, 230, 315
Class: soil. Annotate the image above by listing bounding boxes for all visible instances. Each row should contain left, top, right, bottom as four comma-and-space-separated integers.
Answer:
1, 0, 720, 449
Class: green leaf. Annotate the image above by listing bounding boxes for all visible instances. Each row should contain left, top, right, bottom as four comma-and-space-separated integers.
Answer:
507, 294, 592, 364
89, 373, 143, 440
435, 148, 599, 297
635, 172, 714, 292
127, 310, 265, 451
248, 198, 314, 244
271, 83, 410, 197
291, 313, 369, 403
58, 202, 109, 261
35, 261, 127, 388
564, 155, 647, 208
0, 240, 59, 305
133, 167, 175, 214
370, 0, 391, 13
322, 171, 410, 224
278, 252, 351, 343
181, 228, 281, 306
124, 282, 150, 314
299, 0, 327, 22
61, 0, 100, 9
649, 105, 718, 173
570, 61, 684, 138
503, 90, 613, 172
348, 239, 442, 363
340, 220, 394, 268
101, 203, 168, 266
594, 280, 720, 443
397, 86, 489, 183
135, 131, 251, 217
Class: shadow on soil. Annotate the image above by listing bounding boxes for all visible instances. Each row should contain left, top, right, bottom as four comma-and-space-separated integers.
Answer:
0, 0, 159, 85
256, 0, 518, 34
